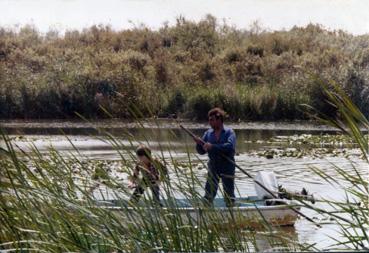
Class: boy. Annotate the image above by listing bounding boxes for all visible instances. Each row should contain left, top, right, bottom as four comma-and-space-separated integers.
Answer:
128, 145, 168, 205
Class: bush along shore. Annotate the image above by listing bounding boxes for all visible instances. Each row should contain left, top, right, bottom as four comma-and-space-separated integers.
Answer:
1, 15, 369, 120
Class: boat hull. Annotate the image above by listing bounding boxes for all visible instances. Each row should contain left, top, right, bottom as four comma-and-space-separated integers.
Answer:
98, 197, 300, 227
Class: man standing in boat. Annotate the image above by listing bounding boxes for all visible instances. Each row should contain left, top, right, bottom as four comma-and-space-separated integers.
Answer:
194, 108, 236, 207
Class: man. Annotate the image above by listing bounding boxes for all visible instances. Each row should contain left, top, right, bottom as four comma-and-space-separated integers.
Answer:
194, 107, 236, 207
128, 145, 168, 206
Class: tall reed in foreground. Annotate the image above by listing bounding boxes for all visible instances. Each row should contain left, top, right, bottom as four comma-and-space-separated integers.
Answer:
1, 83, 367, 252
0, 114, 305, 252
302, 80, 368, 250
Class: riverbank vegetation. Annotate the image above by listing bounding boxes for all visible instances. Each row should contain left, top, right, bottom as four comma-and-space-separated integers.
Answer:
1, 15, 369, 120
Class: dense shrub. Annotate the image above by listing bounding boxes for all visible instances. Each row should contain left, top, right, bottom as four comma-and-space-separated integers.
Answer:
0, 16, 368, 120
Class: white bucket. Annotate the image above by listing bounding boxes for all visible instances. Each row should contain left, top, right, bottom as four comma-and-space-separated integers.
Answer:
254, 171, 278, 199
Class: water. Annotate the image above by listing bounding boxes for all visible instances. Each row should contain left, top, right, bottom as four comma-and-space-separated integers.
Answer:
1, 120, 367, 250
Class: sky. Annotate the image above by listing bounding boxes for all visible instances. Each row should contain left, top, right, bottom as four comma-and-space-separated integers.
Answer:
1, 0, 369, 35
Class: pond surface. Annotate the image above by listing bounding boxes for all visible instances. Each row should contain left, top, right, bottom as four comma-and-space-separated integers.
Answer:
1, 119, 367, 251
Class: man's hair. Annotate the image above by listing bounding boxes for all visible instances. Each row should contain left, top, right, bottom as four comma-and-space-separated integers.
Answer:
136, 145, 152, 158
208, 107, 226, 122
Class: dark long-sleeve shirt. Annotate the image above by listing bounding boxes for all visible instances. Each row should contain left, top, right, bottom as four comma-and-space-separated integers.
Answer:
196, 127, 236, 173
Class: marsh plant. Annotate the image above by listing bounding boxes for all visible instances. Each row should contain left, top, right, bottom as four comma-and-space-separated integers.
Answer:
0, 84, 368, 252
0, 122, 304, 252
302, 81, 369, 250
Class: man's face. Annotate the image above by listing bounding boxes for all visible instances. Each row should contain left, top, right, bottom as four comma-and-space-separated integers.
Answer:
208, 115, 222, 129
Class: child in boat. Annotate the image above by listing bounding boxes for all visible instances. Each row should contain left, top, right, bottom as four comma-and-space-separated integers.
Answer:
128, 145, 168, 205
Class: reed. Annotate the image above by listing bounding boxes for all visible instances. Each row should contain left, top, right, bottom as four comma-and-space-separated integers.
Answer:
0, 119, 304, 252
301, 80, 369, 250
1, 84, 367, 251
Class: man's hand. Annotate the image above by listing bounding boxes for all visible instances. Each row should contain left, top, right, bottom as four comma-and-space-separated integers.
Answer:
203, 142, 213, 151
193, 136, 203, 145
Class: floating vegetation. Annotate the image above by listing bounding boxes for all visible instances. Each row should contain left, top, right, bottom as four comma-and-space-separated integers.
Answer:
247, 133, 367, 159
255, 147, 355, 159
246, 133, 367, 148
269, 133, 366, 148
